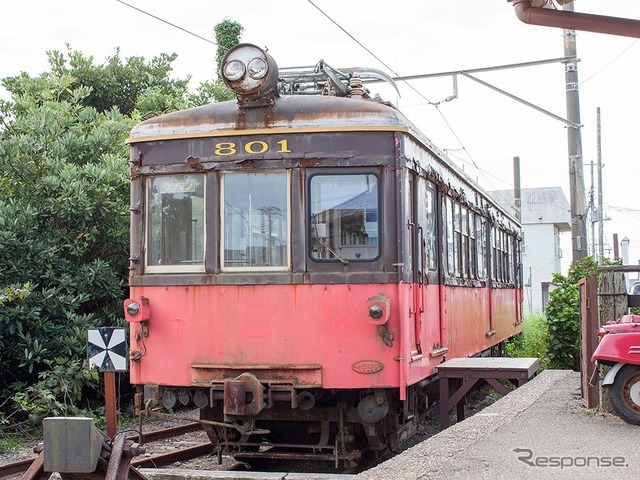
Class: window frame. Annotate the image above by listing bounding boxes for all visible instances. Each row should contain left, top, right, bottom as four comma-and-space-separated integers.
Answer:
220, 170, 292, 273
145, 173, 207, 274
307, 172, 382, 264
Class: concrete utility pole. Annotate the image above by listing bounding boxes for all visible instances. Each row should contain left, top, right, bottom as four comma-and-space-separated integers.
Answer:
597, 107, 604, 261
564, 2, 588, 264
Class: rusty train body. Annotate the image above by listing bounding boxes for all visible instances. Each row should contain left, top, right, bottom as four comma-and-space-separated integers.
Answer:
124, 44, 523, 464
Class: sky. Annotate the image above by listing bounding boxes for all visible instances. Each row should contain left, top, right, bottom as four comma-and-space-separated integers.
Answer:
2, 1, 639, 275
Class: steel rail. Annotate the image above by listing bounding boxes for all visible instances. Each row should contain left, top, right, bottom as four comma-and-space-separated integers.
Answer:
0, 422, 204, 479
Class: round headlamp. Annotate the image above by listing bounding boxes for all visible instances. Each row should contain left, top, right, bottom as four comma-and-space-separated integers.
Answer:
220, 43, 279, 104
126, 302, 141, 317
248, 57, 268, 79
368, 305, 384, 320
223, 59, 246, 82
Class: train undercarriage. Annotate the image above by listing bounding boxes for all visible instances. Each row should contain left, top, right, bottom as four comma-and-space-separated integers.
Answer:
138, 376, 432, 468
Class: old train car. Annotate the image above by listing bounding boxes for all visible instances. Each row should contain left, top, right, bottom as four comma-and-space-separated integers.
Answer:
124, 43, 522, 465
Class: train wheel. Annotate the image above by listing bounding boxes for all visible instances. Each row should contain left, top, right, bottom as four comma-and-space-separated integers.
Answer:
608, 364, 640, 425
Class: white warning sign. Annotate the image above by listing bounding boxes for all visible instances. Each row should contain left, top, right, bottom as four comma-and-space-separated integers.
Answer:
87, 328, 128, 372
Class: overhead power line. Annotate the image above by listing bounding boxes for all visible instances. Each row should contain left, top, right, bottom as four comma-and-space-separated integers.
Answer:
116, 0, 217, 46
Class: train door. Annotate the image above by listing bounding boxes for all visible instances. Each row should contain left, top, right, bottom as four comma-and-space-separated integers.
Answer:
416, 179, 442, 358
405, 173, 422, 361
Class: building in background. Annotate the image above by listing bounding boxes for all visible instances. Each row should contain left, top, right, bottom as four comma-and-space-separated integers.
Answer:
490, 187, 570, 315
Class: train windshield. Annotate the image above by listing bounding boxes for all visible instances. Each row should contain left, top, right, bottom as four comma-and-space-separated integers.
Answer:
221, 172, 290, 271
309, 174, 380, 262
146, 174, 205, 273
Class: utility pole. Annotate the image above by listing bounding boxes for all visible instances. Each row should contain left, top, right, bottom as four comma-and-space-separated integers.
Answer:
564, 2, 588, 263
597, 107, 604, 261
589, 154, 595, 259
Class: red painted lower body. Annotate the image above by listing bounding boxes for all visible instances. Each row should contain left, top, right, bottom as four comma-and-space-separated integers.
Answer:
127, 282, 522, 395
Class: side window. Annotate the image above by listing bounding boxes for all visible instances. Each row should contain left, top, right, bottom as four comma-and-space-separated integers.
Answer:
426, 187, 437, 271
221, 172, 289, 271
146, 174, 205, 273
444, 197, 455, 275
491, 227, 498, 282
461, 207, 469, 278
476, 216, 486, 280
468, 210, 475, 279
309, 174, 379, 262
454, 202, 462, 277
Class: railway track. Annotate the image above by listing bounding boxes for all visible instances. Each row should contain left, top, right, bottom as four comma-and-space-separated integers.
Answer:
0, 384, 497, 479
0, 422, 213, 479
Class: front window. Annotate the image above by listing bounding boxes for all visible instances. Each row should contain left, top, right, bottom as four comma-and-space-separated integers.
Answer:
221, 172, 289, 271
146, 174, 205, 273
310, 174, 380, 262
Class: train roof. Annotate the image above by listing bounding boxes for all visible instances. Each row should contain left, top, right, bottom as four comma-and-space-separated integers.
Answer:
127, 95, 415, 143
128, 93, 519, 227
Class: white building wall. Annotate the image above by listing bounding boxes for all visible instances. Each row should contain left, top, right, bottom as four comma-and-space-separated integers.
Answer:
522, 223, 563, 314
489, 187, 570, 316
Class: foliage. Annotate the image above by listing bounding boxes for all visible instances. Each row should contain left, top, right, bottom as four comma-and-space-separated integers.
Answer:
0, 283, 32, 306
12, 359, 99, 425
214, 19, 245, 77
0, 21, 242, 429
544, 256, 617, 370
506, 313, 550, 370
0, 437, 21, 455
0, 72, 135, 423
185, 18, 245, 105
2, 46, 190, 117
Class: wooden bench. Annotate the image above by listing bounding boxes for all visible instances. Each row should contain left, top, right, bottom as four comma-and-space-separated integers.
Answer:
436, 357, 540, 429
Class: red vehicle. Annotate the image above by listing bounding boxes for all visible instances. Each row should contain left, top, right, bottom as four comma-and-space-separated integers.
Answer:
124, 43, 523, 465
592, 314, 640, 424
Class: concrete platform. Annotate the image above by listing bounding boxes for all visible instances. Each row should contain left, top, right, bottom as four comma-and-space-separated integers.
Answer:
357, 369, 639, 480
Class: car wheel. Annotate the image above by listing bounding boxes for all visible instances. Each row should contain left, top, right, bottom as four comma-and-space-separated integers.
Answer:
608, 364, 640, 425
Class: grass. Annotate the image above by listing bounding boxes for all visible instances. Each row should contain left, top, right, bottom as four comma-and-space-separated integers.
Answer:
0, 437, 21, 455
506, 313, 550, 370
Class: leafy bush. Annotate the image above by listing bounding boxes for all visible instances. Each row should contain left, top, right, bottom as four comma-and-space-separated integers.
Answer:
0, 19, 244, 430
506, 313, 550, 370
0, 56, 139, 426
12, 359, 99, 425
545, 256, 608, 370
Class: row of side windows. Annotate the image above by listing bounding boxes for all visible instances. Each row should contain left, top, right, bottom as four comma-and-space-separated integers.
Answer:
444, 196, 486, 281
443, 196, 518, 284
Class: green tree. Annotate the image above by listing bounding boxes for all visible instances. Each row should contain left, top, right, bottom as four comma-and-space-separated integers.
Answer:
0, 48, 195, 424
187, 18, 243, 105
0, 19, 243, 427
0, 73, 133, 422
2, 45, 190, 117
545, 256, 610, 370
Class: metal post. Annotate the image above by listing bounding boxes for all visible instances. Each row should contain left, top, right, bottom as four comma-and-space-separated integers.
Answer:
105, 371, 117, 439
564, 2, 588, 263
513, 156, 522, 222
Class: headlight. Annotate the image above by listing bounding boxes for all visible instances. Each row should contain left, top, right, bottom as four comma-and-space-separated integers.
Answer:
223, 59, 245, 82
247, 57, 268, 79
220, 43, 279, 105
126, 302, 141, 316
368, 305, 384, 319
